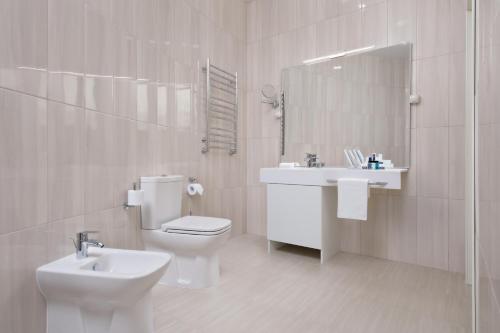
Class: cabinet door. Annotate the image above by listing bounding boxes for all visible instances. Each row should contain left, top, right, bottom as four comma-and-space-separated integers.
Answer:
267, 184, 322, 249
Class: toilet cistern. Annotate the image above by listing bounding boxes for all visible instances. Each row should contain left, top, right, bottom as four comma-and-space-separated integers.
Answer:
72, 231, 104, 259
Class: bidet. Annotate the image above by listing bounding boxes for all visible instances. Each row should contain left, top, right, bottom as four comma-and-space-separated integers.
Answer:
36, 247, 171, 333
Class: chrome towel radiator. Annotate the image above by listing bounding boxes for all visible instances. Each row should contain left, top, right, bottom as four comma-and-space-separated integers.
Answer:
202, 58, 238, 155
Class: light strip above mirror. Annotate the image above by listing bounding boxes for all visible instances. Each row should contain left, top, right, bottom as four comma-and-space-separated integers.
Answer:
302, 45, 375, 65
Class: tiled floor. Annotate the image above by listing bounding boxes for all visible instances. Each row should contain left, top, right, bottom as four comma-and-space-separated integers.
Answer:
153, 235, 471, 333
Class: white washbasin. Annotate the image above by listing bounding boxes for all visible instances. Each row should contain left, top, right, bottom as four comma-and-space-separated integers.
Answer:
260, 167, 407, 189
37, 247, 171, 333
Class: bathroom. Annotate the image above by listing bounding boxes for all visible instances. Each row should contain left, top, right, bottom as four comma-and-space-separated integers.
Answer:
0, 0, 498, 332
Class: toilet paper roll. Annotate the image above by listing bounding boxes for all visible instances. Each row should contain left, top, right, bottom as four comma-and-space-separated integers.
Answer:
187, 183, 204, 196
127, 190, 144, 206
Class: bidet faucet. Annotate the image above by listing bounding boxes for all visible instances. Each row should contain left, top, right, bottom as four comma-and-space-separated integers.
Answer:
73, 231, 104, 259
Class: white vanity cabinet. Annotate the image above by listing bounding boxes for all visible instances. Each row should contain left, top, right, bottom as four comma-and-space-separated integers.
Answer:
261, 167, 407, 263
266, 184, 340, 263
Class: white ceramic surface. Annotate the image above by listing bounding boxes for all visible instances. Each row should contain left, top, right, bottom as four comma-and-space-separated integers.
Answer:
140, 175, 232, 288
36, 247, 170, 333
143, 227, 231, 288
260, 167, 407, 189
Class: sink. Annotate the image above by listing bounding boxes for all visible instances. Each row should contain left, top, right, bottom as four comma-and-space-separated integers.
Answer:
260, 167, 408, 190
37, 247, 171, 333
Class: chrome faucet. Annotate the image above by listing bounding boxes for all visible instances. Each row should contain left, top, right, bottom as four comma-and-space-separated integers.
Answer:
72, 231, 104, 259
305, 153, 325, 168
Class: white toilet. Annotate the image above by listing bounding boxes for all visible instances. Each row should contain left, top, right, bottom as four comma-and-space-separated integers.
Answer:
140, 176, 231, 288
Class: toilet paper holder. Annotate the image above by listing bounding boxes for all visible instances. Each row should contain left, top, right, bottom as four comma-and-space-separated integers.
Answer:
123, 182, 144, 209
188, 177, 198, 183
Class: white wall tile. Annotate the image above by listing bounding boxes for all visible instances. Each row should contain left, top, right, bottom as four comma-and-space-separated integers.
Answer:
449, 126, 465, 200
0, 225, 48, 333
222, 187, 246, 235
450, 0, 467, 54
297, 0, 318, 28
362, 1, 388, 48
85, 0, 114, 114
361, 194, 388, 258
317, 0, 340, 21
340, 220, 361, 254
246, 0, 262, 43
449, 52, 466, 126
416, 55, 449, 128
113, 117, 137, 207
449, 199, 465, 273
316, 17, 340, 57
0, 90, 47, 234
416, 0, 451, 59
85, 110, 115, 213
246, 138, 280, 186
246, 185, 267, 236
417, 127, 449, 198
387, 195, 417, 264
417, 197, 449, 270
0, 0, 48, 98
388, 0, 416, 47
477, 0, 500, 49
339, 10, 363, 51
136, 122, 158, 177
339, 0, 362, 15
296, 24, 317, 64
277, 0, 298, 33
48, 0, 85, 106
48, 101, 85, 221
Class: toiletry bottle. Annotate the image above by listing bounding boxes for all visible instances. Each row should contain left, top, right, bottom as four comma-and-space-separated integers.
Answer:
374, 155, 380, 170
368, 154, 376, 170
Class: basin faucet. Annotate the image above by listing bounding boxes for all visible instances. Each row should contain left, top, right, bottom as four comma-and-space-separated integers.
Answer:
73, 231, 104, 259
305, 153, 325, 168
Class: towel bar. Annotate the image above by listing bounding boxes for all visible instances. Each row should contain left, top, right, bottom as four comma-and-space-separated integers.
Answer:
326, 179, 388, 187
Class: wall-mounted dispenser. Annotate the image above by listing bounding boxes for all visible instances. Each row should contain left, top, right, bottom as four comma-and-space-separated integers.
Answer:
187, 177, 204, 196
124, 183, 144, 209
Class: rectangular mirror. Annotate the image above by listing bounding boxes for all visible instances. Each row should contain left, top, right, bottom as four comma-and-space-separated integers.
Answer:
281, 44, 412, 168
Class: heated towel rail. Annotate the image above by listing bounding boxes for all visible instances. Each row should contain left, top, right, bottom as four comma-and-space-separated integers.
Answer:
202, 58, 238, 155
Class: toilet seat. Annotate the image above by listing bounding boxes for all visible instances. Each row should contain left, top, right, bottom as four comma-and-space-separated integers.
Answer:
161, 216, 231, 236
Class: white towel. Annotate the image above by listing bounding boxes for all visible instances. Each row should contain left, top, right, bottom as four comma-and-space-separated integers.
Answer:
337, 178, 370, 221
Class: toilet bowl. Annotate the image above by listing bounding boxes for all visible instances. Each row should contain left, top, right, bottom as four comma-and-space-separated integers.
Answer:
142, 216, 231, 288
140, 176, 231, 288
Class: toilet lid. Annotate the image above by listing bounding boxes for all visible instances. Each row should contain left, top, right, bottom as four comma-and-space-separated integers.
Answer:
161, 216, 232, 235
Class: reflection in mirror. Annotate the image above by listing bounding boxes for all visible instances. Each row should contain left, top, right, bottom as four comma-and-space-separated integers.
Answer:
281, 44, 411, 168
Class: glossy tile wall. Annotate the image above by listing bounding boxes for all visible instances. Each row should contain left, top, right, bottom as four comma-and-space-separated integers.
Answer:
0, 0, 246, 332
245, 0, 467, 273
476, 0, 500, 330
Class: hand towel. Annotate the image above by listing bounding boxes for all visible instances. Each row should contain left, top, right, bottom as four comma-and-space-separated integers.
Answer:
337, 178, 369, 221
